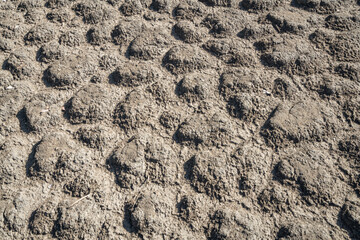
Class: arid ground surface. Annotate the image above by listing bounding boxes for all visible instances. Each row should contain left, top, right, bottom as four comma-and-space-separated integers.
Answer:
1, 0, 360, 239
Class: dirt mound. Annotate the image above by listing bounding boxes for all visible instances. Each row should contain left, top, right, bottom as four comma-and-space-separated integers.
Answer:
163, 44, 213, 74
66, 84, 115, 124
261, 100, 338, 147
128, 29, 171, 60
209, 207, 268, 239
111, 62, 162, 87
1, 0, 359, 239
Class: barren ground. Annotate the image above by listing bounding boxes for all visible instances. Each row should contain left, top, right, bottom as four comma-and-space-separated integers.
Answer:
1, 0, 360, 239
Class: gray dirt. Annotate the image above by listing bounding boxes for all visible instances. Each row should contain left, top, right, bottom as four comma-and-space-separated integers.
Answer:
1, 0, 360, 239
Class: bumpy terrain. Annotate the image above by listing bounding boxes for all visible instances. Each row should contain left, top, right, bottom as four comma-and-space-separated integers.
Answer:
1, 0, 360, 239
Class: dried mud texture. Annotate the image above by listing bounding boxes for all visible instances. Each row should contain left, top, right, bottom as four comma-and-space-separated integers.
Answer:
66, 84, 116, 124
126, 189, 178, 239
242, 0, 284, 12
260, 37, 325, 76
24, 24, 56, 46
340, 197, 360, 237
4, 49, 39, 80
27, 132, 90, 181
208, 207, 269, 239
111, 21, 145, 47
113, 90, 159, 131
176, 71, 218, 103
24, 92, 64, 132
163, 45, 214, 74
1, 0, 360, 240
325, 14, 360, 31
174, 1, 207, 20
74, 125, 117, 150
86, 26, 112, 46
174, 21, 204, 44
111, 62, 162, 87
59, 30, 85, 47
107, 133, 176, 189
53, 201, 105, 239
274, 147, 347, 206
175, 112, 234, 147
277, 221, 338, 239
261, 100, 338, 148
186, 151, 238, 201
310, 29, 360, 62
266, 10, 308, 34
293, 0, 353, 14
203, 39, 258, 67
37, 42, 65, 63
202, 12, 243, 38
128, 29, 172, 60
29, 200, 59, 235
219, 69, 276, 123
72, 0, 116, 24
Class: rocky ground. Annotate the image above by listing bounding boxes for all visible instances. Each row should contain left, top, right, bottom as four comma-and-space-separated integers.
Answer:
0, 0, 360, 239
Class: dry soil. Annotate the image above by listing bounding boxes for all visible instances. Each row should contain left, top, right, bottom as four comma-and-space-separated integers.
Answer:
1, 0, 360, 239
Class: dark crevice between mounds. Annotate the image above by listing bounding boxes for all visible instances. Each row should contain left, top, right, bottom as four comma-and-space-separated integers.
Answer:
174, 79, 185, 97
105, 153, 125, 188
42, 68, 54, 88
225, 96, 246, 120
238, 1, 248, 11
259, 105, 280, 150
253, 41, 268, 52
51, 209, 64, 239
199, 0, 231, 7
2, 59, 9, 70
183, 156, 195, 181
27, 210, 37, 234
62, 98, 72, 123
16, 107, 32, 134
108, 72, 119, 85
336, 207, 360, 240
25, 141, 41, 178
271, 162, 283, 182
35, 48, 42, 62
124, 44, 131, 60
85, 28, 95, 44
170, 26, 183, 42
290, 0, 304, 8
171, 129, 181, 144
276, 225, 292, 239
259, 54, 280, 69
122, 203, 136, 233
260, 105, 278, 132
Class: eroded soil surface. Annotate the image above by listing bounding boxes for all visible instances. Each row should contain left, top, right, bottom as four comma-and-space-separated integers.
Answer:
1, 0, 360, 239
